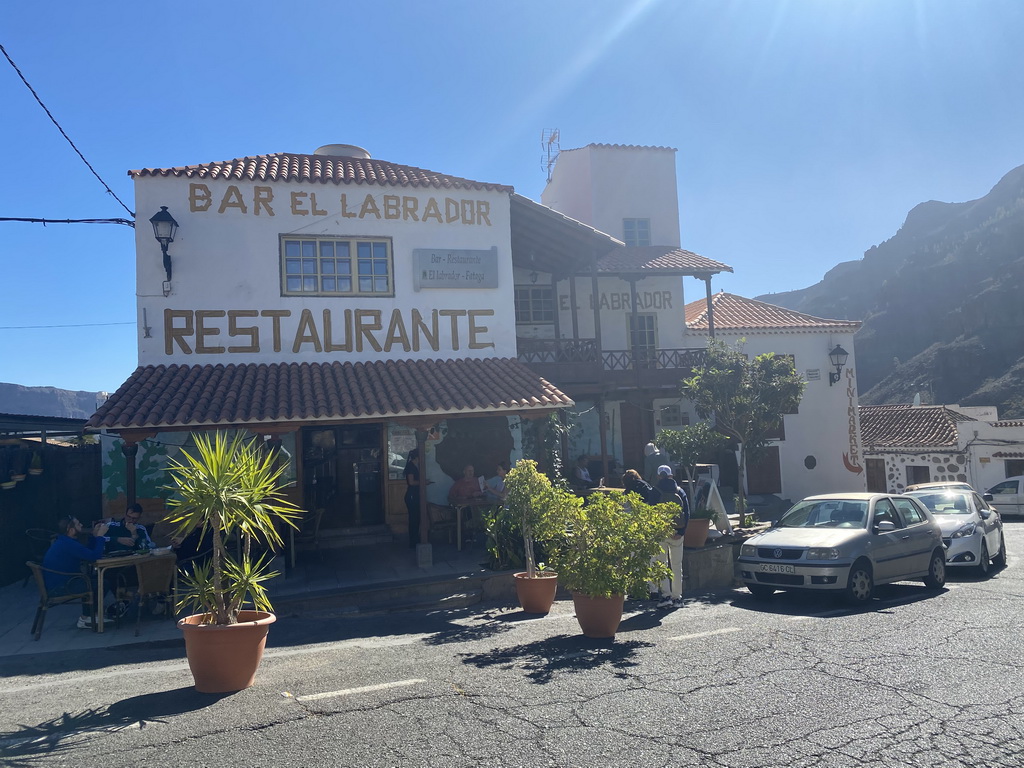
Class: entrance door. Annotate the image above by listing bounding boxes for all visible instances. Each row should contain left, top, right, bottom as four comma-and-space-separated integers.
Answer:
302, 425, 384, 529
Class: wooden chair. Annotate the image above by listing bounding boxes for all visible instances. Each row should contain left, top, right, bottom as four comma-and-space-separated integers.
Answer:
428, 503, 457, 544
289, 508, 325, 568
26, 561, 94, 640
131, 557, 177, 636
22, 529, 55, 587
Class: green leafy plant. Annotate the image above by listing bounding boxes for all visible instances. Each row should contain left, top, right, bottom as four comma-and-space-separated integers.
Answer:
656, 424, 728, 509
501, 459, 578, 577
163, 431, 301, 625
545, 491, 674, 598
689, 506, 718, 522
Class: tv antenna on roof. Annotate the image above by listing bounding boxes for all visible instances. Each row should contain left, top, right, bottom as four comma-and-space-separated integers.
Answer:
541, 128, 560, 183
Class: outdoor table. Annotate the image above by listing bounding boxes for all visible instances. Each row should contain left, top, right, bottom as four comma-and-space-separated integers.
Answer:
92, 550, 177, 633
449, 500, 497, 551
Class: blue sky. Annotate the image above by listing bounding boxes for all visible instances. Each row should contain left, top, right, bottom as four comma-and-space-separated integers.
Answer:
2, 0, 1023, 394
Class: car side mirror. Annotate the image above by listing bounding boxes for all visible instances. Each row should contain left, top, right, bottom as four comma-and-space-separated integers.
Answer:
874, 520, 896, 533
983, 493, 994, 502
979, 509, 992, 520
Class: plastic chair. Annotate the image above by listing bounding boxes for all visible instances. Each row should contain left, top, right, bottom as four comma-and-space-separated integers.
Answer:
26, 561, 94, 640
131, 556, 177, 636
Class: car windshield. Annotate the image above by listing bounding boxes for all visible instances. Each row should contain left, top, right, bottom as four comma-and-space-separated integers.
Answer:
908, 492, 972, 515
777, 499, 868, 529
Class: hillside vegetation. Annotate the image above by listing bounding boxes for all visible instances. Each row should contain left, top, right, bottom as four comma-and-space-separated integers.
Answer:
757, 164, 1024, 418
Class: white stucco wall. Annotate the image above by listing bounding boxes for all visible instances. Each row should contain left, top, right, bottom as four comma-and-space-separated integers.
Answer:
689, 329, 866, 502
133, 175, 516, 366
542, 145, 681, 247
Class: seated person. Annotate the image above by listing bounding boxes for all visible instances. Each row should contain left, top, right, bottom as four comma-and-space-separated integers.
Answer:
42, 515, 109, 629
484, 461, 509, 504
105, 503, 155, 554
571, 456, 594, 489
621, 469, 663, 506
448, 464, 485, 505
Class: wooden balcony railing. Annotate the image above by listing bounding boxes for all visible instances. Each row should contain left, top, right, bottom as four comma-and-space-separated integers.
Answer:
517, 338, 707, 387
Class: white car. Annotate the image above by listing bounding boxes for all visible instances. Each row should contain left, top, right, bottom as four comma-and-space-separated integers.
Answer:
738, 493, 946, 604
905, 490, 1006, 576
986, 476, 1024, 517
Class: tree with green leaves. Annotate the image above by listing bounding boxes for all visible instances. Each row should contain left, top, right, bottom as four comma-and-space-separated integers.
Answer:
680, 339, 805, 522
655, 423, 728, 508
163, 431, 301, 625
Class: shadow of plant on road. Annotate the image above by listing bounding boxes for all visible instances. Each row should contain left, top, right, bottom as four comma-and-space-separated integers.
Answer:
459, 633, 653, 684
0, 686, 230, 766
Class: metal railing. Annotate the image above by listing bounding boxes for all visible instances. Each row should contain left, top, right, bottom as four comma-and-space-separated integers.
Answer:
517, 338, 706, 371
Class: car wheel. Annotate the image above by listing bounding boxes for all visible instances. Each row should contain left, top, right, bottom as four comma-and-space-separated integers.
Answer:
991, 533, 1007, 568
976, 541, 991, 577
924, 549, 946, 589
747, 584, 775, 600
845, 561, 873, 605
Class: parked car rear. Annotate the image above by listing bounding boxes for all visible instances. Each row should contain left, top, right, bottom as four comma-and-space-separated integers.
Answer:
986, 476, 1024, 518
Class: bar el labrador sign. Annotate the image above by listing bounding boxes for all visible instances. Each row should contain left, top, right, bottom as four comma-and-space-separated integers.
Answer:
413, 247, 498, 291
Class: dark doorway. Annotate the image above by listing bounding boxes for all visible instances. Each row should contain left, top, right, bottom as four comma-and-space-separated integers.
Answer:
302, 425, 383, 530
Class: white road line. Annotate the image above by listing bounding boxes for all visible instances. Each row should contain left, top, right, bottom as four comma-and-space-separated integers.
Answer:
669, 627, 742, 641
295, 678, 425, 702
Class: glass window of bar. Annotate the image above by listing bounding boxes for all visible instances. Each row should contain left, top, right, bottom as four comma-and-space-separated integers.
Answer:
282, 236, 392, 296
514, 286, 555, 323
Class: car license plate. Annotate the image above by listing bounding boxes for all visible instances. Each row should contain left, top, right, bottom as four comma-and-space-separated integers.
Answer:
758, 563, 796, 574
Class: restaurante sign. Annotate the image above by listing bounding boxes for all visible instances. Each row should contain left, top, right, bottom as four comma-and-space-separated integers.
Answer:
162, 307, 496, 356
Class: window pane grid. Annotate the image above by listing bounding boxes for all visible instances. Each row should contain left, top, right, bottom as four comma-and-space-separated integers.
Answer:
281, 237, 391, 296
515, 286, 555, 323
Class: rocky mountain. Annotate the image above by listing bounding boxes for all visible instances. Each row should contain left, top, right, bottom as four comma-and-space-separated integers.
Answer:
756, 163, 1024, 418
0, 382, 105, 420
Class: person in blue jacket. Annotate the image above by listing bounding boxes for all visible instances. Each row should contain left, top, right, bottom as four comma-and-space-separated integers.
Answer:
42, 515, 109, 628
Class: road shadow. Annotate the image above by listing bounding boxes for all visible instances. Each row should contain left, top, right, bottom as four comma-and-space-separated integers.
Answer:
460, 633, 653, 684
729, 582, 951, 617
0, 686, 230, 766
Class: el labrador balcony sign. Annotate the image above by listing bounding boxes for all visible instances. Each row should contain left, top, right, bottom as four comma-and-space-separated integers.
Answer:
413, 247, 498, 291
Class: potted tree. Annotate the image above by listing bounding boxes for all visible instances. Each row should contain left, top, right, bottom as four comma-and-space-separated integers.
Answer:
163, 431, 300, 693
546, 491, 674, 638
506, 460, 579, 614
683, 506, 718, 548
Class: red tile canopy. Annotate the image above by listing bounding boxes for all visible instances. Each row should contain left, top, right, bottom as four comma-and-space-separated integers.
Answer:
88, 358, 572, 433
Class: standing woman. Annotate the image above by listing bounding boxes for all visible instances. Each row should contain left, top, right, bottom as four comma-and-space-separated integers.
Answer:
404, 449, 422, 548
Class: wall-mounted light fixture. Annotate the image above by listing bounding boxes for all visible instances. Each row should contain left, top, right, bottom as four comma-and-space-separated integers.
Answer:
149, 206, 179, 294
828, 344, 849, 386
529, 270, 538, 284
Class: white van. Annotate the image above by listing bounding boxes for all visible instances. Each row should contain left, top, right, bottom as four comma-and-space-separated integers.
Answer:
986, 476, 1024, 517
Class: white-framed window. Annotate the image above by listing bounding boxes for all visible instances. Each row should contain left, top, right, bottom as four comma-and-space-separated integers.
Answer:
623, 218, 651, 247
515, 285, 555, 324
659, 404, 690, 428
281, 236, 393, 296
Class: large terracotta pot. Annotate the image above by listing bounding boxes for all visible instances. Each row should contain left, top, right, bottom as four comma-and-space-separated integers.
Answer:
179, 610, 276, 693
571, 592, 624, 639
514, 571, 558, 614
683, 518, 711, 548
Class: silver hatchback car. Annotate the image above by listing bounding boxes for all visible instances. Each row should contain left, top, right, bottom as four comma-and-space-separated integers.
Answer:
738, 493, 947, 604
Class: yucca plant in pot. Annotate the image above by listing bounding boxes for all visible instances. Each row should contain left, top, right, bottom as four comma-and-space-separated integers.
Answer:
163, 431, 301, 693
546, 491, 675, 638
505, 460, 580, 614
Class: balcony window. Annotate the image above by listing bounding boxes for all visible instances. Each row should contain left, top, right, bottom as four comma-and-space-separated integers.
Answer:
515, 285, 555, 324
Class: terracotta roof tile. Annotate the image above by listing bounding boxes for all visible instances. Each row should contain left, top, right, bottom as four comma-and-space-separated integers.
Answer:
859, 404, 975, 449
685, 292, 861, 332
87, 358, 572, 432
129, 152, 512, 193
596, 246, 732, 275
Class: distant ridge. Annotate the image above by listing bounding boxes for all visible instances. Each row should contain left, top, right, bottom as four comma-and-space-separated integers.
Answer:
0, 382, 106, 420
756, 163, 1024, 417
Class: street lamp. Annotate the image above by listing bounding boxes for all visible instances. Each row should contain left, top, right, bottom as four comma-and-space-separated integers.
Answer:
149, 206, 179, 288
828, 344, 849, 386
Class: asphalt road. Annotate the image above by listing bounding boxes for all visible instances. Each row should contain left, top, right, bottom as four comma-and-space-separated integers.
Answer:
2, 523, 1023, 768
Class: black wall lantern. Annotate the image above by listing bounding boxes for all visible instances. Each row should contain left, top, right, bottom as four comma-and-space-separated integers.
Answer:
828, 344, 849, 386
149, 206, 179, 284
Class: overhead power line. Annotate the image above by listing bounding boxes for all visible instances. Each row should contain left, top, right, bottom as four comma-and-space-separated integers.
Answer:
0, 321, 136, 330
0, 217, 134, 227
0, 42, 134, 218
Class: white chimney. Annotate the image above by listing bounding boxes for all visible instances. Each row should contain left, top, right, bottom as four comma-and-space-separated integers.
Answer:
314, 144, 371, 159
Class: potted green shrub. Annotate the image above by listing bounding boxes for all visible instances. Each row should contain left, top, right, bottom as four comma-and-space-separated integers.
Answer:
163, 431, 300, 692
505, 460, 577, 614
546, 491, 674, 638
684, 506, 718, 548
